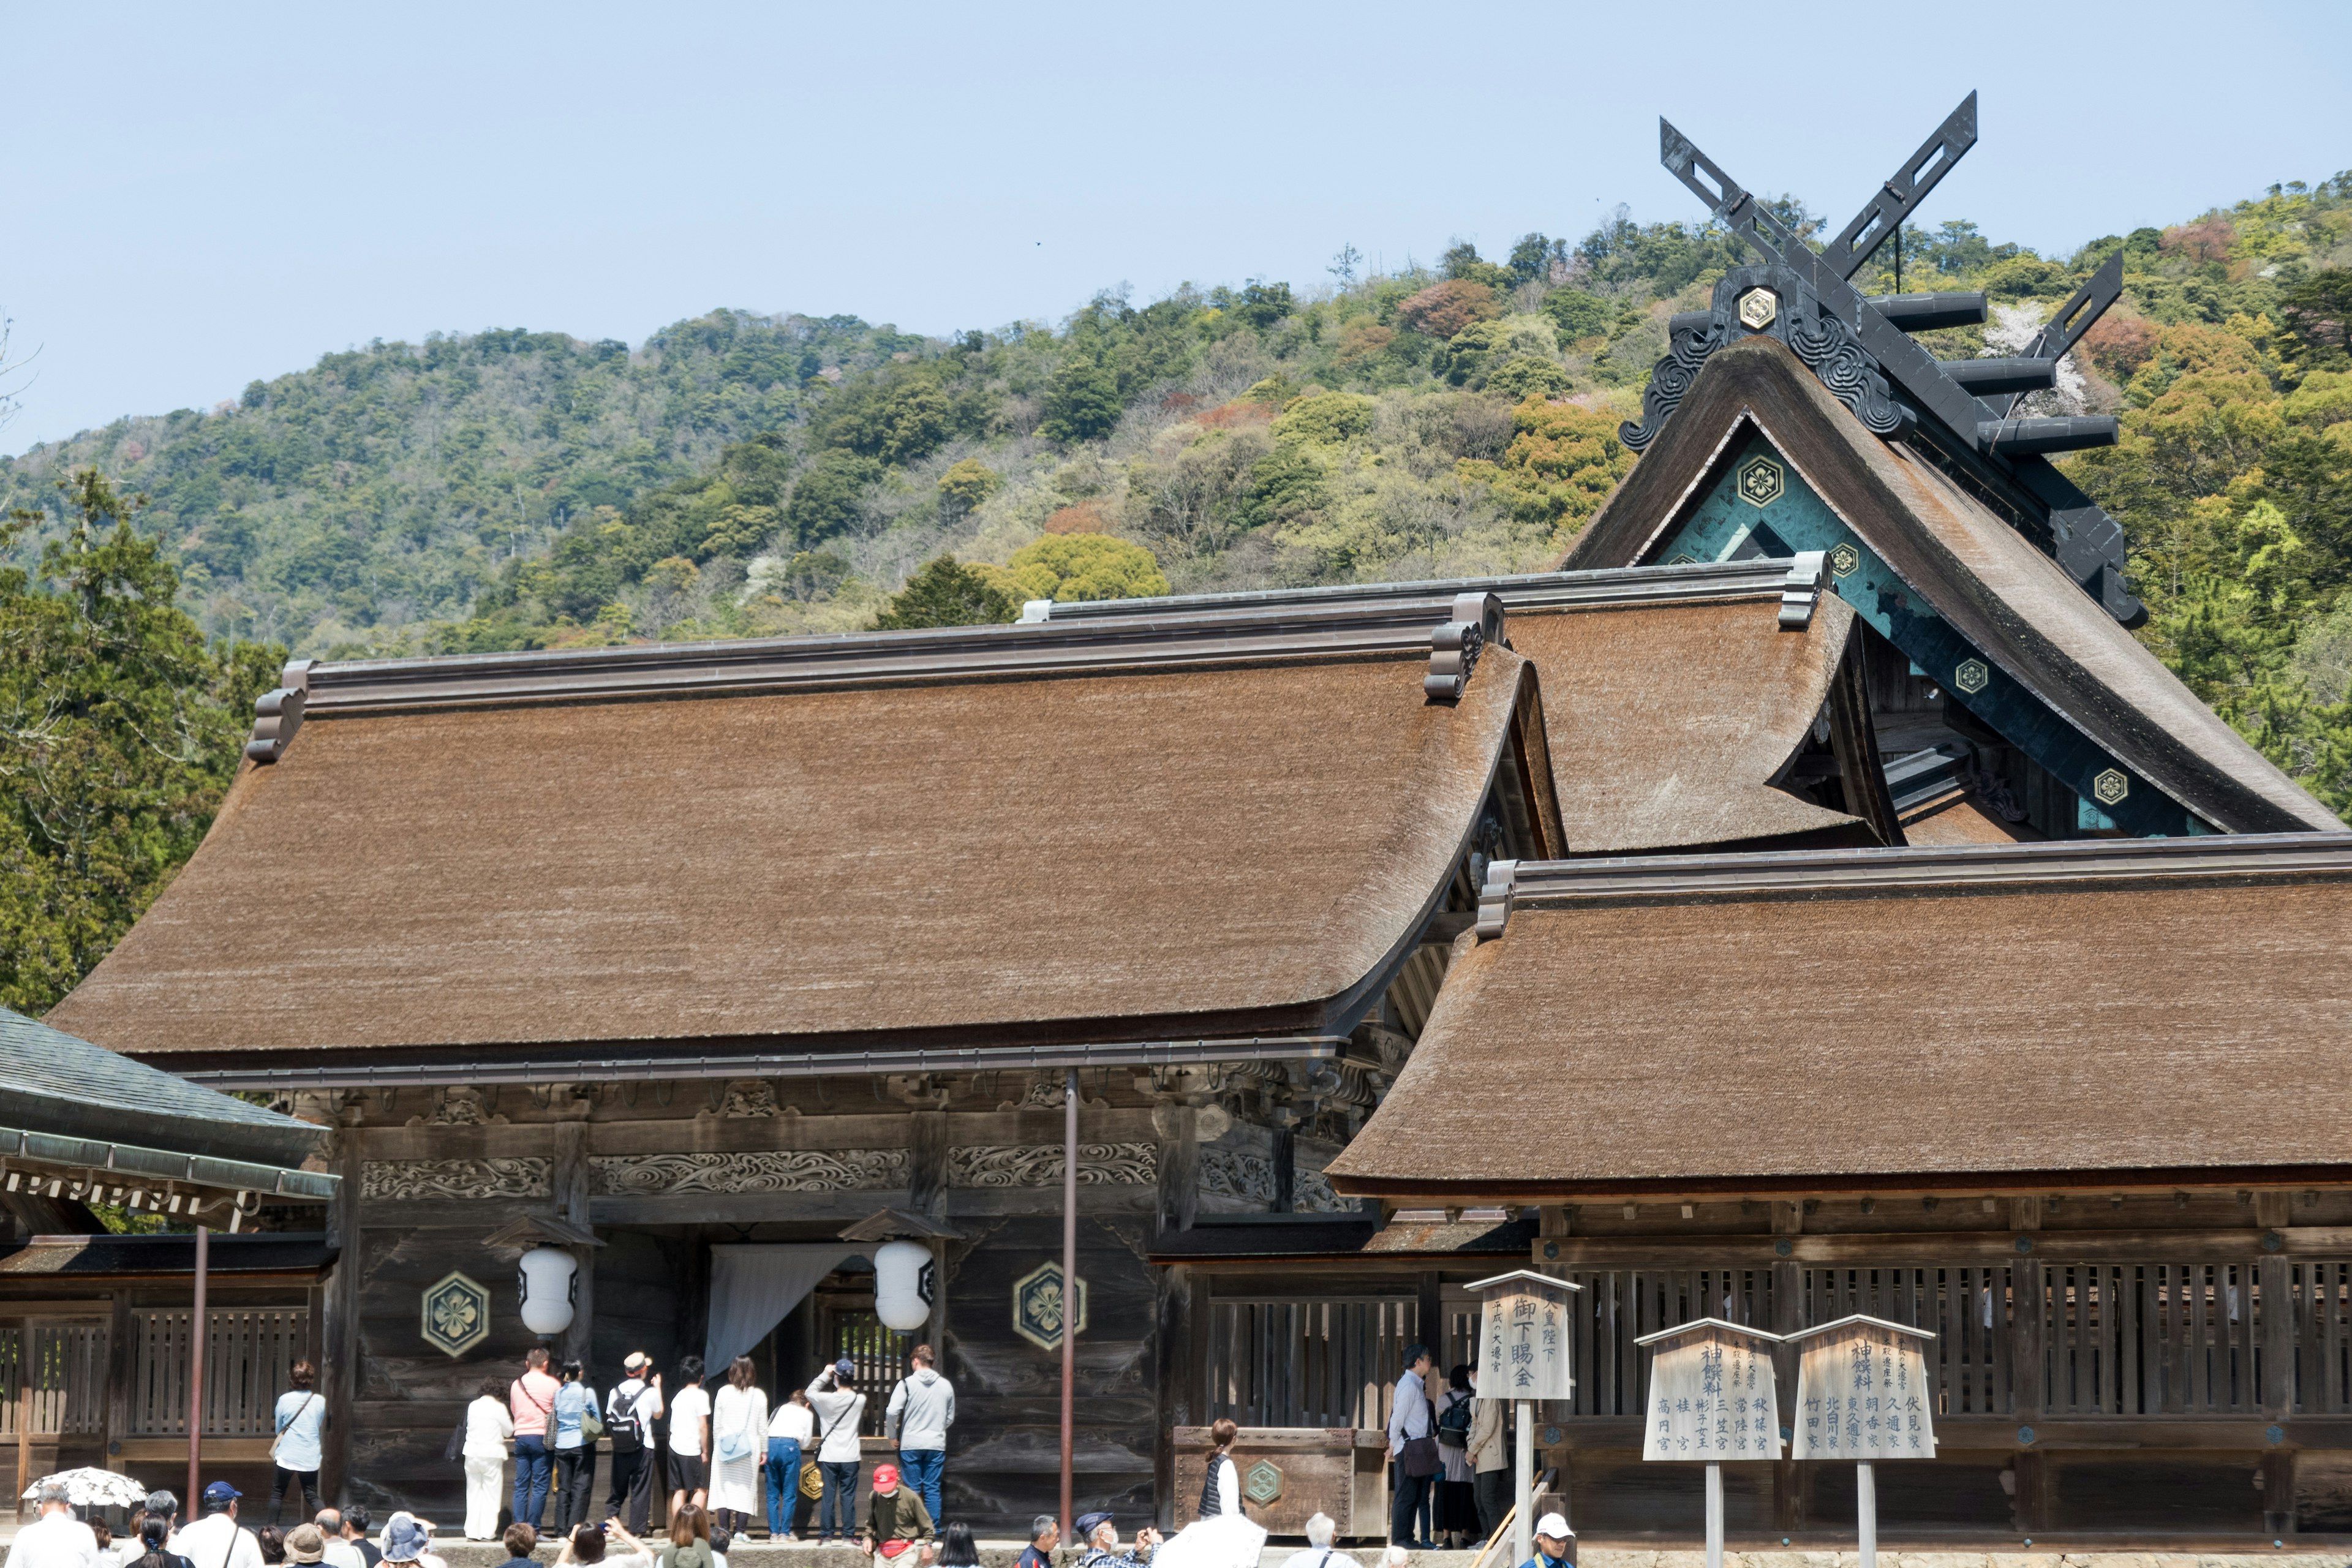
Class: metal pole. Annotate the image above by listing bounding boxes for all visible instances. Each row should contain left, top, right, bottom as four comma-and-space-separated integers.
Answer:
1704, 1461, 1723, 1568
1856, 1460, 1877, 1568
1512, 1398, 1532, 1568
188, 1223, 209, 1506
1059, 1068, 1077, 1542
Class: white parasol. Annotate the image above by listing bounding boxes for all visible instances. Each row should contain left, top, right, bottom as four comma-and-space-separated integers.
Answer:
21, 1466, 149, 1507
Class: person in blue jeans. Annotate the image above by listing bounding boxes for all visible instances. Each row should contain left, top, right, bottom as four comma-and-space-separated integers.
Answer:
883, 1344, 956, 1526
510, 1346, 562, 1531
807, 1361, 866, 1544
764, 1387, 813, 1538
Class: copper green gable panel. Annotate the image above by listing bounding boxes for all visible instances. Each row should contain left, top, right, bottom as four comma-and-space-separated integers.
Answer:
1649, 428, 2203, 837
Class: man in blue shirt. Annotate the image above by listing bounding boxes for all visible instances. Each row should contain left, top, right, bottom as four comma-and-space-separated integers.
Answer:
1520, 1512, 1574, 1568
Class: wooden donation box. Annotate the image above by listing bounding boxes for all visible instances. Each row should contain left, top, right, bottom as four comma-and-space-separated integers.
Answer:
1172, 1425, 1391, 1539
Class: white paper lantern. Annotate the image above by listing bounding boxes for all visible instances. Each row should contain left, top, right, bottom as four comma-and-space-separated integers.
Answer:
518, 1246, 579, 1336
874, 1240, 933, 1332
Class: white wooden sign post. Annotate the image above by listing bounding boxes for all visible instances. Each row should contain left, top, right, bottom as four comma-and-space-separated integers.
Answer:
1634, 1319, 1785, 1568
1470, 1270, 1581, 1568
1787, 1316, 1938, 1568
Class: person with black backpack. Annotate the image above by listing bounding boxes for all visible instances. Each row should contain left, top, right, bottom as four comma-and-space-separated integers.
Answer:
1433, 1363, 1479, 1547
603, 1352, 665, 1535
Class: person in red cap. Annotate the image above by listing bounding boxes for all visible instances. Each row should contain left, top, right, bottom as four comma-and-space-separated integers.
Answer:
857, 1463, 934, 1568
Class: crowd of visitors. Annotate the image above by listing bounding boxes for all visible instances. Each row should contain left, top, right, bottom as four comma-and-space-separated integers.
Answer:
19, 1339, 1549, 1568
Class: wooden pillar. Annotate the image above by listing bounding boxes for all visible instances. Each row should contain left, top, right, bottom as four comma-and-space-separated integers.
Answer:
2259, 1191, 2296, 1537
105, 1291, 132, 1474
554, 1122, 595, 1370
1153, 1264, 1196, 1532
1270, 1126, 1296, 1215
907, 1110, 952, 1359
2008, 1196, 2046, 1534
1155, 1105, 1199, 1235
321, 1121, 362, 1505
1417, 1272, 1443, 1365
1770, 1200, 1803, 1537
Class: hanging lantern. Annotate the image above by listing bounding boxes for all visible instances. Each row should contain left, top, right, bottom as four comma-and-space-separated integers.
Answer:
873, 1240, 934, 1332
518, 1246, 579, 1335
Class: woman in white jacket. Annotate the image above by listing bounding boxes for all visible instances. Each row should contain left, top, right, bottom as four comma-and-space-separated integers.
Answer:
461, 1374, 515, 1539
1152, 1419, 1266, 1568
707, 1357, 770, 1537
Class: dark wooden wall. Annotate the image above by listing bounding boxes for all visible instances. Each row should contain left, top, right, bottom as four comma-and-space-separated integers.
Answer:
939, 1215, 1158, 1532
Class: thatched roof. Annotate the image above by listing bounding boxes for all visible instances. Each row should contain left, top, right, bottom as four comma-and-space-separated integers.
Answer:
50, 626, 1541, 1076
1513, 593, 1861, 852
1559, 335, 2337, 835
1327, 834, 2352, 1199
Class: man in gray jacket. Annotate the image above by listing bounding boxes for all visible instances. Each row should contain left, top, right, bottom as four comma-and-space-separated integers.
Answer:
883, 1344, 956, 1526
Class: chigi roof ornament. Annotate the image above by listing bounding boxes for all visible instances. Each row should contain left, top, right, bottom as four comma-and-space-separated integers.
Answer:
1625, 93, 2144, 627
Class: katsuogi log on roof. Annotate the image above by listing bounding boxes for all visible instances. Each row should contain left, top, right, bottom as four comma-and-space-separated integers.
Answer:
1327, 833, 2352, 1202
48, 616, 1553, 1076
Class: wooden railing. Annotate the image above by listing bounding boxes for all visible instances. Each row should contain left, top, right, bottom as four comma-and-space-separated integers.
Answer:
0, 1325, 108, 1436
1202, 1262, 2352, 1427
127, 1308, 310, 1437
1207, 1296, 1418, 1430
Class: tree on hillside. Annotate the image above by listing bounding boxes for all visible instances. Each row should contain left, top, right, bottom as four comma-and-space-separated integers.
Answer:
872, 556, 1017, 630
1039, 338, 1123, 443
0, 470, 279, 1011
2283, 269, 2352, 369
1000, 535, 1169, 603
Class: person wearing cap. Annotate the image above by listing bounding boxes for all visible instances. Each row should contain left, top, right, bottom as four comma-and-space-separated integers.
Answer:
858, 1462, 935, 1568
283, 1525, 329, 1568
807, 1359, 867, 1545
13, 1477, 100, 1568
1521, 1513, 1574, 1568
1073, 1513, 1159, 1568
376, 1515, 431, 1568
605, 1351, 665, 1535
1276, 1513, 1359, 1568
173, 1483, 265, 1568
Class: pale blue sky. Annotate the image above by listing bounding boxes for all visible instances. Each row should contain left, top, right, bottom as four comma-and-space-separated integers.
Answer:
6, 1, 2348, 450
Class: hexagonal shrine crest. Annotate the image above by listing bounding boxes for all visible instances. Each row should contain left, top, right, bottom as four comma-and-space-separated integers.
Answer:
1828, 541, 1861, 578
2092, 768, 2130, 806
1737, 287, 1777, 330
1953, 658, 1990, 695
422, 1270, 490, 1357
1736, 455, 1784, 509
1243, 1459, 1284, 1506
1013, 1262, 1088, 1352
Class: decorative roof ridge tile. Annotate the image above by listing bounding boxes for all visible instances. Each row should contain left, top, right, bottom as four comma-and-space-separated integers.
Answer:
242, 560, 1792, 750
1479, 831, 2352, 924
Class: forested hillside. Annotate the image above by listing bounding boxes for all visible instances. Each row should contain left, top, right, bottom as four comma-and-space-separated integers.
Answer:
0, 312, 912, 650
5, 174, 2351, 1013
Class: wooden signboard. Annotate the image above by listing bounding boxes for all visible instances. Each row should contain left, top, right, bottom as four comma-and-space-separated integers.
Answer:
1635, 1318, 1784, 1461
1788, 1314, 1937, 1460
1469, 1268, 1577, 1402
